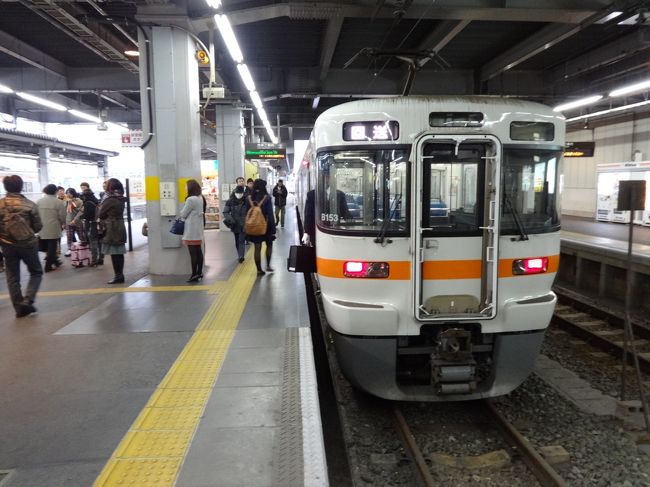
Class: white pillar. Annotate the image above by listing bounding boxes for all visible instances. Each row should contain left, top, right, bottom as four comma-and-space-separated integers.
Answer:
140, 26, 201, 274
215, 105, 245, 217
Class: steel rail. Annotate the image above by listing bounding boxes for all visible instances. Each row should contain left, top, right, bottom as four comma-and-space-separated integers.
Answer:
391, 406, 436, 487
484, 400, 566, 487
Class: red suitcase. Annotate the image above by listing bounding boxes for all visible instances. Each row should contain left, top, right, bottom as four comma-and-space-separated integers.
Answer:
71, 242, 91, 268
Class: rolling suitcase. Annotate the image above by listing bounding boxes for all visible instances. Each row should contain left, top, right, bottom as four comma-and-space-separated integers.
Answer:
71, 242, 91, 268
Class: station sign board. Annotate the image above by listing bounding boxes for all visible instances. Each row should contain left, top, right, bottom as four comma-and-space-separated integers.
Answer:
121, 129, 144, 148
564, 141, 595, 158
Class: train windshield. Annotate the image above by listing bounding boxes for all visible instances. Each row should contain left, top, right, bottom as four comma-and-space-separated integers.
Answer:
317, 148, 410, 234
502, 148, 561, 235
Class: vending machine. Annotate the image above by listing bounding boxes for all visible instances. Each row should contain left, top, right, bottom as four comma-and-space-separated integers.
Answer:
596, 162, 650, 225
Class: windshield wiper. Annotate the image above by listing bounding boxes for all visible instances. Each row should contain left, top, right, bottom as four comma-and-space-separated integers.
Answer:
375, 194, 402, 245
504, 194, 528, 241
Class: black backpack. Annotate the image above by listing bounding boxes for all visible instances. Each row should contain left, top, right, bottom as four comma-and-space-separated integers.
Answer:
82, 195, 98, 220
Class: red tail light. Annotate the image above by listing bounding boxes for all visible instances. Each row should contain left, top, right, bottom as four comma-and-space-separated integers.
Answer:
344, 261, 390, 278
512, 257, 549, 275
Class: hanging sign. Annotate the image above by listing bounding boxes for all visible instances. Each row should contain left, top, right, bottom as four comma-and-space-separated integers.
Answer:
564, 141, 595, 158
245, 144, 286, 160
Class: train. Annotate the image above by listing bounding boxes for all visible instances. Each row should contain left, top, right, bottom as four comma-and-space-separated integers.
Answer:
295, 96, 565, 401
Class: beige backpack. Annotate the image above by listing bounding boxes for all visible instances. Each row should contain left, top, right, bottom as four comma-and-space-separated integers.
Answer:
244, 196, 268, 236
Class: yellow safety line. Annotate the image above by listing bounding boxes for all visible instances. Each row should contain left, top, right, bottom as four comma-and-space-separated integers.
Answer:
0, 283, 227, 300
93, 251, 258, 487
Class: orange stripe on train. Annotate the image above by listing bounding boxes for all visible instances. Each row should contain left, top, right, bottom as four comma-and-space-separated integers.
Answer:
316, 255, 560, 280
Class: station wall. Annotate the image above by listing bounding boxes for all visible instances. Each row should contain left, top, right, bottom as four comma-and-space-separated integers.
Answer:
564, 116, 650, 218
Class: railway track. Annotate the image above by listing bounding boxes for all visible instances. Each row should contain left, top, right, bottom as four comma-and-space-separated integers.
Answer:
391, 401, 566, 487
553, 285, 650, 373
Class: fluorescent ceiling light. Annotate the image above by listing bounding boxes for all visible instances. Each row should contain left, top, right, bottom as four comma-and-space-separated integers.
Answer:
609, 79, 650, 97
124, 50, 139, 57
596, 11, 623, 23
215, 14, 243, 63
553, 95, 603, 112
250, 90, 263, 109
0, 83, 13, 94
566, 99, 650, 122
16, 92, 67, 111
68, 109, 101, 123
237, 64, 255, 92
257, 108, 268, 123
312, 96, 320, 110
206, 0, 221, 7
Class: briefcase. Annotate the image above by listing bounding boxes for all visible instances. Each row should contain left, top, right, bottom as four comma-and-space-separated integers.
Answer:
287, 245, 316, 273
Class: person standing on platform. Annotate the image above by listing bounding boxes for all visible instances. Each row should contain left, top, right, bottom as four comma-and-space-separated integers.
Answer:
272, 179, 288, 228
96, 179, 109, 265
179, 179, 205, 282
98, 178, 127, 284
37, 184, 66, 272
303, 189, 315, 246
74, 182, 100, 266
56, 186, 65, 201
0, 175, 43, 317
223, 185, 247, 263
245, 178, 254, 197
63, 188, 82, 256
246, 179, 276, 276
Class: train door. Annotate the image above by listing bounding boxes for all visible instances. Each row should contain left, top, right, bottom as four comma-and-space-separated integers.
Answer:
413, 136, 500, 321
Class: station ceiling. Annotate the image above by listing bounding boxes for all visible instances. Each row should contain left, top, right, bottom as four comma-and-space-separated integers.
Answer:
1, 0, 650, 142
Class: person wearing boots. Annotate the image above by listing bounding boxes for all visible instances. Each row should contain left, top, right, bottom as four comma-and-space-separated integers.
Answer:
97, 178, 127, 284
179, 179, 205, 282
246, 179, 276, 276
223, 185, 247, 262
272, 179, 288, 228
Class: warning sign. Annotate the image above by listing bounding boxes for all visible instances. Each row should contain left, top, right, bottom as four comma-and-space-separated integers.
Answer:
121, 129, 144, 147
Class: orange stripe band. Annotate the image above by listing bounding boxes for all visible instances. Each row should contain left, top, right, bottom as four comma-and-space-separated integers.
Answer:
316, 254, 560, 280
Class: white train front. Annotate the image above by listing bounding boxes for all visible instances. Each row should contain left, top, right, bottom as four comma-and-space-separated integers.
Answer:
295, 96, 565, 401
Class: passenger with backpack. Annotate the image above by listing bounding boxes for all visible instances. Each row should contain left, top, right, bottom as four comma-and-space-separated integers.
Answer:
73, 182, 100, 266
245, 179, 276, 276
0, 175, 43, 318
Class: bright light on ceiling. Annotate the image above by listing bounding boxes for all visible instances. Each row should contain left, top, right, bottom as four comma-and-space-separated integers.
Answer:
553, 95, 603, 112
16, 92, 67, 111
609, 79, 650, 97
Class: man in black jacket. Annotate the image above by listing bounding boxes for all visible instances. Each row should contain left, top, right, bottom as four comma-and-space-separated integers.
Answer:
272, 179, 289, 228
0, 175, 43, 317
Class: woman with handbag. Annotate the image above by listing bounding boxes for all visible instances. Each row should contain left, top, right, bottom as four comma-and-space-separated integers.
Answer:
246, 179, 276, 276
223, 185, 247, 263
97, 178, 127, 284
179, 179, 205, 282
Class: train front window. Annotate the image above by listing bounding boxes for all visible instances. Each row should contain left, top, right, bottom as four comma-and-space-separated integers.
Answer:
317, 148, 409, 234
502, 149, 561, 235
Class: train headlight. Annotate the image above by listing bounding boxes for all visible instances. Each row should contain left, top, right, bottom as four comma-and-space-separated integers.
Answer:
512, 257, 549, 275
343, 261, 390, 278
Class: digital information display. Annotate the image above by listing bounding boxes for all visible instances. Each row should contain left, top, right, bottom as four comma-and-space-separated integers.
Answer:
564, 141, 595, 158
342, 121, 399, 141
245, 145, 286, 159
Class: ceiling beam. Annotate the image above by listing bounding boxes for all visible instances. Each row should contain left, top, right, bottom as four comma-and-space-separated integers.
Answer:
416, 19, 470, 69
319, 16, 344, 81
206, 2, 599, 27
0, 28, 67, 78
548, 29, 650, 83
479, 6, 620, 81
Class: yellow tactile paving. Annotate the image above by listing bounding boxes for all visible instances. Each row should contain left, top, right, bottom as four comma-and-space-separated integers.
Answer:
95, 459, 181, 487
114, 430, 193, 458
0, 285, 217, 300
93, 250, 258, 487
146, 388, 211, 409
133, 407, 203, 430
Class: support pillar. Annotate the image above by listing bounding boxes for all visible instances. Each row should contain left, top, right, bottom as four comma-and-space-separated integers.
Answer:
38, 147, 50, 190
215, 105, 245, 218
139, 26, 201, 274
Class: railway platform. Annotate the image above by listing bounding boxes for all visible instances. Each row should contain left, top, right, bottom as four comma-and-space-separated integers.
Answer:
0, 205, 328, 487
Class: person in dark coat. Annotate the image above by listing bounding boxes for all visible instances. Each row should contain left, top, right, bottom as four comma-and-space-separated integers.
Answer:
223, 185, 248, 263
246, 179, 276, 276
73, 183, 100, 265
97, 178, 127, 284
272, 179, 288, 228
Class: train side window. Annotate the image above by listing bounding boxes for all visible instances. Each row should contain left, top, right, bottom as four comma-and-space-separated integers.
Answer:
316, 148, 410, 235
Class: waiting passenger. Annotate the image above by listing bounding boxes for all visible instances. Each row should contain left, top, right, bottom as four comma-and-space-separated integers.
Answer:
245, 178, 254, 197
0, 175, 43, 317
179, 179, 205, 282
246, 179, 276, 276
98, 178, 127, 284
63, 188, 82, 256
37, 184, 66, 272
223, 185, 247, 263
74, 182, 100, 266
